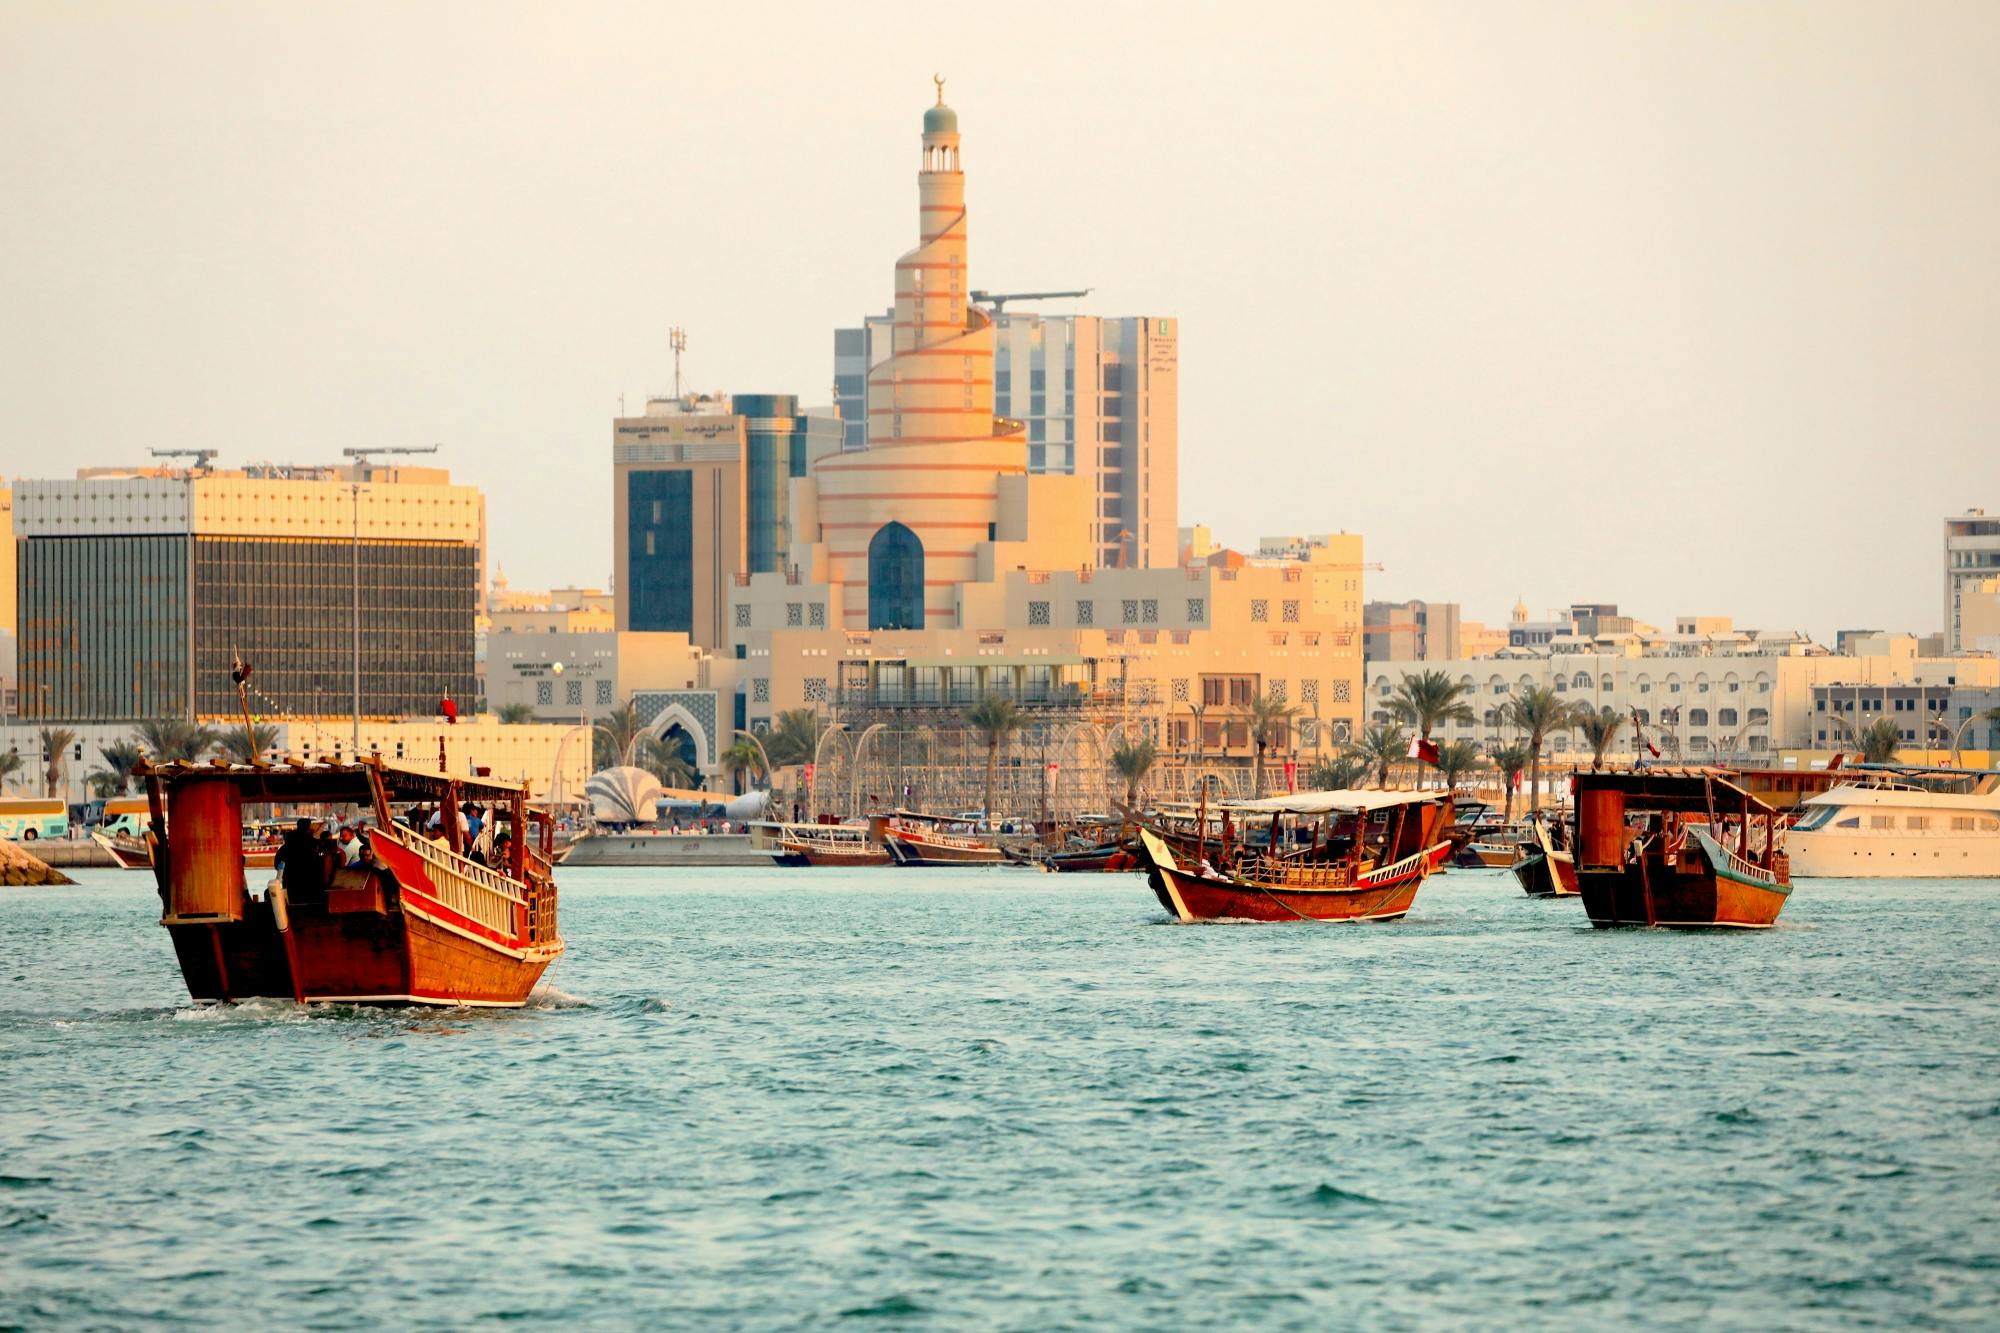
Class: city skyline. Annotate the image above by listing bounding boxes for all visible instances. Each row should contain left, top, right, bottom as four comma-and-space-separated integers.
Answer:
3, 3, 1995, 644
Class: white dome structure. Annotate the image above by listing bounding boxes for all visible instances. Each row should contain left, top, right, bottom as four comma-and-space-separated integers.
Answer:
585, 766, 665, 825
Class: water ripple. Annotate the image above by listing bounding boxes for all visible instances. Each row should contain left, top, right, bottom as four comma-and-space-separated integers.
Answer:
3, 867, 1999, 1327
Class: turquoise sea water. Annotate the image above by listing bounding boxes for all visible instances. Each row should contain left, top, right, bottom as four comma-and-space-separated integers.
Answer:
3, 865, 1997, 1329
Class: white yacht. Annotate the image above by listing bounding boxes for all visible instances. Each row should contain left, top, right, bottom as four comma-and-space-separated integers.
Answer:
1787, 773, 2000, 878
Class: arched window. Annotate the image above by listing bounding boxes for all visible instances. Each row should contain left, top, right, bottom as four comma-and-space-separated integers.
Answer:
1718, 708, 1738, 728
1689, 708, 1710, 727
1572, 671, 1591, 690
868, 522, 925, 630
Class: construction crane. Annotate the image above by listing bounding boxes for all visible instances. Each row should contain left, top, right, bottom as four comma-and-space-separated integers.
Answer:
148, 447, 220, 473
968, 289, 1092, 314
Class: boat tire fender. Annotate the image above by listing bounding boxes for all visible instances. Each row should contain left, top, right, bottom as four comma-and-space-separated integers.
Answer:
269, 882, 291, 933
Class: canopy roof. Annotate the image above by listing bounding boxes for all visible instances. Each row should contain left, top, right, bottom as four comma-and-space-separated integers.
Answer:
1228, 789, 1449, 815
134, 756, 532, 805
1573, 767, 1774, 815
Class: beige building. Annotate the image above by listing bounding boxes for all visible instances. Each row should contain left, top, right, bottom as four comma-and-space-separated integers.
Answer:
485, 629, 727, 782
16, 462, 482, 722
1364, 599, 1462, 663
612, 393, 841, 651
1367, 627, 1999, 768
1945, 508, 2000, 653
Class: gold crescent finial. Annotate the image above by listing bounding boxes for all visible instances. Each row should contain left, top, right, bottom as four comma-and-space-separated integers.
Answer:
933, 73, 945, 105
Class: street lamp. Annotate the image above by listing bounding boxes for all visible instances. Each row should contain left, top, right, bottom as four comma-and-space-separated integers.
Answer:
549, 658, 590, 814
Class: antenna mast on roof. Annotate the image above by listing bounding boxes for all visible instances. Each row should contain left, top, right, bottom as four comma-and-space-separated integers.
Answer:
670, 327, 688, 400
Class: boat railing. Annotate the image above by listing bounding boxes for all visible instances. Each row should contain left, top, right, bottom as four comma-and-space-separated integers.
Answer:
1693, 827, 1781, 886
1357, 843, 1442, 887
524, 851, 559, 946
379, 827, 528, 940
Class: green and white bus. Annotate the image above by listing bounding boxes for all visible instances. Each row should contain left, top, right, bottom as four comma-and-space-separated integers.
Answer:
0, 798, 70, 841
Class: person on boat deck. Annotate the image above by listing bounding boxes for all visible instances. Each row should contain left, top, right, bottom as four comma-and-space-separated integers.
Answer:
275, 818, 329, 901
336, 825, 363, 866
491, 830, 512, 868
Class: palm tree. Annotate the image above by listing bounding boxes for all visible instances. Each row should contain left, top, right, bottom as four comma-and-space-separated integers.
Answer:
1349, 722, 1408, 789
1857, 718, 1903, 765
85, 770, 125, 799
1435, 740, 1482, 793
1110, 738, 1158, 810
1246, 692, 1300, 795
496, 702, 536, 724
1386, 669, 1476, 785
964, 695, 1026, 819
1490, 744, 1530, 821
0, 750, 24, 792
760, 708, 822, 769
1501, 685, 1584, 814
1574, 706, 1626, 772
37, 727, 77, 799
720, 738, 766, 795
635, 735, 697, 789
134, 718, 219, 763
593, 702, 647, 770
1307, 753, 1370, 791
96, 741, 144, 795
213, 722, 281, 765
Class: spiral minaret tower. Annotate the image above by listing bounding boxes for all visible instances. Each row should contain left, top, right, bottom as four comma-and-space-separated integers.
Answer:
815, 82, 1027, 630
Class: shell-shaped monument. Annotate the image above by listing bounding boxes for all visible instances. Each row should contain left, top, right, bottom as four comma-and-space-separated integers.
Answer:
585, 765, 664, 825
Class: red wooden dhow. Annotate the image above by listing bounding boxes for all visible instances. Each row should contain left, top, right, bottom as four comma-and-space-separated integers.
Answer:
1137, 790, 1455, 923
1573, 768, 1793, 929
141, 756, 564, 1007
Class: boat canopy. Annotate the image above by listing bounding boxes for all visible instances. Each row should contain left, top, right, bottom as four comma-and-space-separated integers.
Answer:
1228, 789, 1448, 815
133, 757, 535, 806
1573, 768, 1775, 816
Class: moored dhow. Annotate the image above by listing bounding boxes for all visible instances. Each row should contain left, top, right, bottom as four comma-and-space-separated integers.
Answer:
873, 811, 1008, 866
773, 823, 894, 867
142, 755, 564, 1006
1510, 811, 1579, 897
1573, 768, 1791, 929
1137, 790, 1455, 923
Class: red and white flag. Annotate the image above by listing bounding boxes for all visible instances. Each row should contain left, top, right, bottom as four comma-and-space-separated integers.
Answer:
1406, 734, 1441, 766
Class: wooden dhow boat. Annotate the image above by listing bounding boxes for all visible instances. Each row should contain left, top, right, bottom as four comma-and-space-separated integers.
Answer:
1136, 790, 1455, 923
92, 827, 282, 872
774, 823, 894, 867
140, 754, 564, 1006
1573, 768, 1792, 929
873, 811, 1007, 866
1510, 811, 1579, 897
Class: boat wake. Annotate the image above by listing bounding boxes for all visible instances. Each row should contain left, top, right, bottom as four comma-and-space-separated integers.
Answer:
526, 983, 593, 1010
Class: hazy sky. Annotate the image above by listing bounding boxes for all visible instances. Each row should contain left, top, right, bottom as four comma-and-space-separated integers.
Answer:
3, 1, 1994, 643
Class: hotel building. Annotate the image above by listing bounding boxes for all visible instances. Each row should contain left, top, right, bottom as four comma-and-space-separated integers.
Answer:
15, 463, 481, 723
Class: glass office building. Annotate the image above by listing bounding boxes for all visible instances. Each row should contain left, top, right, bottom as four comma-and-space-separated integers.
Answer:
14, 470, 484, 723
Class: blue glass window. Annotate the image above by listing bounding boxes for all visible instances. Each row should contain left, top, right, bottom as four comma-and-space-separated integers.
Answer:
628, 471, 693, 634
868, 522, 925, 630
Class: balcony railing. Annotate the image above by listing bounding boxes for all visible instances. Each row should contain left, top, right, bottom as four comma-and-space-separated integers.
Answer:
835, 683, 1110, 709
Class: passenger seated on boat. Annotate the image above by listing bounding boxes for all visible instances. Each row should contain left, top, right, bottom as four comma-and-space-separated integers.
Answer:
337, 825, 363, 866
